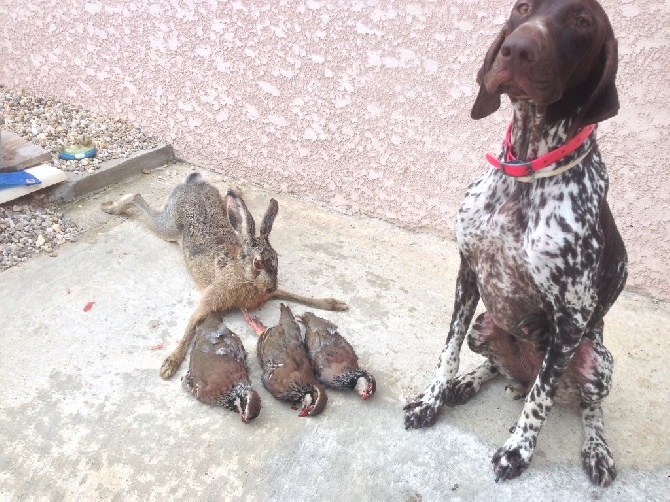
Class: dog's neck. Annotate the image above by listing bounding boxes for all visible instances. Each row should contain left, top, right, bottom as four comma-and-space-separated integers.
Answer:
509, 100, 575, 161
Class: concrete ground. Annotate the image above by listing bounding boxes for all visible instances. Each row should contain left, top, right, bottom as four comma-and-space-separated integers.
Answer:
1, 162, 668, 501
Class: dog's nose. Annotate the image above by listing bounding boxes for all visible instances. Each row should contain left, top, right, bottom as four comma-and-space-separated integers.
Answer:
500, 34, 539, 66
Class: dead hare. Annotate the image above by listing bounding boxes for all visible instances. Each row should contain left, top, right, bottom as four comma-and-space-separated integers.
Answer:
101, 172, 347, 379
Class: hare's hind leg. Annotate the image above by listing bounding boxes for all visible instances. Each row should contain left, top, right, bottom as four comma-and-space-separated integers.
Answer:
101, 193, 180, 242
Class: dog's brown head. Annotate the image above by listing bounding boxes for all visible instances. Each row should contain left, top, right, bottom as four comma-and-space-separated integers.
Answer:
471, 0, 619, 135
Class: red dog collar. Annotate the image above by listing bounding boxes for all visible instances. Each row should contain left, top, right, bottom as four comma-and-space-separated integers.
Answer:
486, 122, 596, 177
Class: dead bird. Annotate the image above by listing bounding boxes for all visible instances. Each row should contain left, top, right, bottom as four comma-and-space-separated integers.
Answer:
298, 312, 376, 399
182, 312, 261, 423
244, 304, 327, 417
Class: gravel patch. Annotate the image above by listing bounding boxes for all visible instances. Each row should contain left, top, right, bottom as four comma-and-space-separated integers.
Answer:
1, 85, 161, 173
1, 85, 162, 271
1, 198, 80, 270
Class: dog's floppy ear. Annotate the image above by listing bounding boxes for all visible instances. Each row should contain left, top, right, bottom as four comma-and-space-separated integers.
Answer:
567, 37, 619, 136
471, 24, 508, 120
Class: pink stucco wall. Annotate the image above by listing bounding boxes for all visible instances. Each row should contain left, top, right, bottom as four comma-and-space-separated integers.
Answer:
1, 0, 669, 300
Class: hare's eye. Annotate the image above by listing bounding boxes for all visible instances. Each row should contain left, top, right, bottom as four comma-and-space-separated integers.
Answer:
516, 2, 529, 15
253, 257, 264, 271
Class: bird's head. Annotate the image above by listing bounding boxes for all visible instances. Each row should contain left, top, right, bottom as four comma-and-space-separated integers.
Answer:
298, 383, 328, 417
355, 372, 377, 400
239, 389, 262, 423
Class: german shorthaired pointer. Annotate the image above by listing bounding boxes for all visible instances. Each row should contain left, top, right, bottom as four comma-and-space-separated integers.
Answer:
404, 0, 627, 487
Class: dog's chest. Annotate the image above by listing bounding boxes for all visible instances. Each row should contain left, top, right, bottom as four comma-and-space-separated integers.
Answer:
456, 172, 545, 332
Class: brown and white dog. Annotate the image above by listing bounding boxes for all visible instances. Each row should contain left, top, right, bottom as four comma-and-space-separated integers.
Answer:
404, 0, 627, 487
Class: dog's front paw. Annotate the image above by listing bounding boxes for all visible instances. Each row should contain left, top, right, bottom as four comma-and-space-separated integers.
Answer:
443, 377, 477, 406
504, 383, 527, 400
403, 382, 446, 429
492, 442, 532, 482
403, 397, 441, 429
582, 438, 616, 487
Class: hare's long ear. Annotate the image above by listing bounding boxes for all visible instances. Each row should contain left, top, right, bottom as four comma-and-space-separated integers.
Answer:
260, 199, 278, 237
567, 37, 619, 137
226, 190, 255, 238
471, 24, 508, 120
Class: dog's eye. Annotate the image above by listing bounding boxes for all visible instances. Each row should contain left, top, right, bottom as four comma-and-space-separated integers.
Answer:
253, 257, 264, 271
516, 2, 530, 15
574, 15, 591, 28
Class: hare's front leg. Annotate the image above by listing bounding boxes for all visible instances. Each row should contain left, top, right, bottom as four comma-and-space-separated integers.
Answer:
403, 259, 480, 428
101, 193, 180, 242
159, 282, 230, 379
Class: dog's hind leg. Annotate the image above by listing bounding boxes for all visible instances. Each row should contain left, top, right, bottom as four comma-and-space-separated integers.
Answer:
439, 312, 506, 406
444, 360, 498, 406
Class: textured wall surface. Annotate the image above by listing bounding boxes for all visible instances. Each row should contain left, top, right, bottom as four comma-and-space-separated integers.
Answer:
1, 0, 668, 300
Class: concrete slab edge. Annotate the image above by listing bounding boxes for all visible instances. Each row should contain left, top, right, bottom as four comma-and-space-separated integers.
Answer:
48, 143, 173, 202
